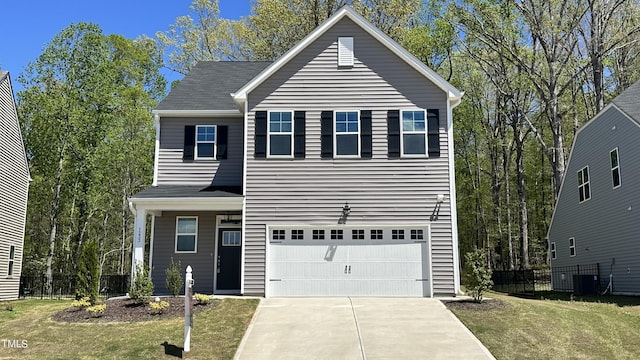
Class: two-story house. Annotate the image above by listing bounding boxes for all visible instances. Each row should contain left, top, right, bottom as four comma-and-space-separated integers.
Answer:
129, 6, 463, 297
548, 80, 640, 295
0, 71, 30, 301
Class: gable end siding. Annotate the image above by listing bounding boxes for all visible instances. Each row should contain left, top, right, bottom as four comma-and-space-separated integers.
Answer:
243, 18, 454, 296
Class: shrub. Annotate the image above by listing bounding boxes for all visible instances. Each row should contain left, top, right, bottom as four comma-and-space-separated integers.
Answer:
149, 300, 170, 314
72, 297, 91, 309
76, 241, 99, 304
194, 293, 211, 305
463, 249, 494, 303
86, 304, 106, 317
165, 258, 183, 297
129, 264, 154, 304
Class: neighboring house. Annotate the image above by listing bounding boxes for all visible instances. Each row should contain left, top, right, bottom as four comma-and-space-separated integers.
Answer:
548, 80, 640, 295
129, 6, 463, 297
0, 71, 30, 301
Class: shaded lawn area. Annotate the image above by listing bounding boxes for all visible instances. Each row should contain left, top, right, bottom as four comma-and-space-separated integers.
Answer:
447, 292, 640, 360
0, 298, 258, 359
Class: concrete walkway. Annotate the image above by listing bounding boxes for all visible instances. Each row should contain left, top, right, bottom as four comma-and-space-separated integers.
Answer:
234, 298, 495, 360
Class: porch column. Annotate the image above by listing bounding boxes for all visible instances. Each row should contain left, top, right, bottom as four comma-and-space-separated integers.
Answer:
131, 206, 147, 280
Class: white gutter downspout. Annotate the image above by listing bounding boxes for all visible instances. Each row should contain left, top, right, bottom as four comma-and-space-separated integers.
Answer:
152, 114, 160, 187
449, 92, 464, 295
239, 94, 248, 296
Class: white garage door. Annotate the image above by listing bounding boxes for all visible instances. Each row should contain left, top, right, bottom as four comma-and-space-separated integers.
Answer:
268, 226, 431, 297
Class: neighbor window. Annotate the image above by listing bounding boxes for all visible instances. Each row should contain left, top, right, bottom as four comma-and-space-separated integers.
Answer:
551, 242, 556, 260
577, 166, 591, 203
610, 148, 621, 188
8, 245, 15, 276
401, 110, 427, 156
312, 229, 325, 240
569, 237, 576, 257
195, 125, 216, 159
370, 229, 383, 240
268, 111, 293, 156
175, 217, 197, 253
335, 111, 360, 156
291, 229, 304, 240
222, 231, 241, 246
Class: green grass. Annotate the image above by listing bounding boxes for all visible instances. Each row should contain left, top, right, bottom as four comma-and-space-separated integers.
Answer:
449, 292, 640, 360
0, 298, 258, 359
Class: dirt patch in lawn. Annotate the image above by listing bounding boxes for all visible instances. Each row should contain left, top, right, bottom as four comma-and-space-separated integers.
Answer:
443, 298, 510, 312
52, 297, 218, 323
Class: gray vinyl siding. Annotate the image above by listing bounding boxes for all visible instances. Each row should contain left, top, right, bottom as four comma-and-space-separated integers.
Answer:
151, 211, 240, 294
549, 106, 640, 293
243, 18, 455, 296
0, 73, 29, 301
156, 117, 243, 186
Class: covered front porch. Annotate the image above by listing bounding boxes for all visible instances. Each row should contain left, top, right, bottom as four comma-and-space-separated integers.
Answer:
129, 185, 244, 295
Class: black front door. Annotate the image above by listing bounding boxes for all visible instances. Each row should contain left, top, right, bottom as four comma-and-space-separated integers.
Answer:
216, 228, 242, 291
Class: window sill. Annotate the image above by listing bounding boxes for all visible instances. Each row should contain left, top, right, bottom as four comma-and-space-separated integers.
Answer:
175, 251, 197, 254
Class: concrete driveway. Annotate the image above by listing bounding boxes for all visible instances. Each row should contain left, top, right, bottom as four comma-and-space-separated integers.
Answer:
234, 298, 495, 360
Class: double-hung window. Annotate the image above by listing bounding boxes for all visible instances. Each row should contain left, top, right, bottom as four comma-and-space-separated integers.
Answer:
577, 166, 590, 203
196, 125, 216, 159
401, 110, 427, 156
268, 111, 293, 157
550, 242, 556, 260
8, 245, 15, 276
569, 237, 576, 257
335, 111, 360, 156
175, 217, 197, 253
610, 148, 621, 188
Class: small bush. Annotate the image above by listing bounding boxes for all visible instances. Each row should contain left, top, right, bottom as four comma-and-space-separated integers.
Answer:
129, 264, 154, 304
165, 258, 183, 297
76, 240, 100, 304
72, 297, 91, 309
86, 304, 106, 317
463, 249, 493, 303
149, 300, 170, 314
194, 293, 212, 305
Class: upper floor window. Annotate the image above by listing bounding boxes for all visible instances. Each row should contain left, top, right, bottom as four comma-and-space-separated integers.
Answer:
610, 148, 621, 188
175, 217, 197, 253
569, 237, 576, 257
196, 125, 216, 159
268, 111, 293, 157
401, 110, 427, 156
577, 166, 590, 203
335, 111, 360, 157
8, 245, 15, 276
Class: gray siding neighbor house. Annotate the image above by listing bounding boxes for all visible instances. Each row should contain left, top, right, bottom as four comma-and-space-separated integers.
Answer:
0, 71, 30, 301
548, 80, 640, 295
129, 6, 463, 297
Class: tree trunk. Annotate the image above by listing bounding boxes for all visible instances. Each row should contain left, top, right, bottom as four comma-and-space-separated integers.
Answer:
516, 135, 530, 269
45, 145, 65, 295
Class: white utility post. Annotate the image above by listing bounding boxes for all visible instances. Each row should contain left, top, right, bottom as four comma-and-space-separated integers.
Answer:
184, 265, 194, 353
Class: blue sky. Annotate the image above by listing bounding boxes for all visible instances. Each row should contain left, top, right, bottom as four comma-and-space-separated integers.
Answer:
1, 0, 251, 92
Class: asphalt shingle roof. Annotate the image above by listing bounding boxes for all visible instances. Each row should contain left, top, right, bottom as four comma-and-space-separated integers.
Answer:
156, 61, 272, 111
611, 80, 640, 124
132, 185, 243, 198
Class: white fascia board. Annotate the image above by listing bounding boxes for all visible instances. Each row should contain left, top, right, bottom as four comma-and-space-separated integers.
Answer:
129, 197, 243, 212
232, 6, 462, 106
151, 109, 243, 117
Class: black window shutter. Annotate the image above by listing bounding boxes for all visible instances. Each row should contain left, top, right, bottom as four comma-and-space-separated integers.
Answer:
387, 110, 400, 158
321, 111, 333, 159
183, 125, 195, 161
427, 109, 440, 157
255, 111, 267, 158
216, 125, 228, 160
361, 110, 372, 158
294, 111, 306, 159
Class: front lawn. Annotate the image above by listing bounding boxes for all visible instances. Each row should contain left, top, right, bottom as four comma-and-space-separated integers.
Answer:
0, 297, 258, 359
446, 292, 640, 360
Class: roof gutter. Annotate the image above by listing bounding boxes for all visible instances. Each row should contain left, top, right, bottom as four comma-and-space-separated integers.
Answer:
151, 109, 243, 117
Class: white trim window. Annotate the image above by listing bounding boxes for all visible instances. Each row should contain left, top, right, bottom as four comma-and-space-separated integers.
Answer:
401, 110, 427, 156
577, 166, 591, 203
550, 242, 556, 260
175, 216, 198, 253
196, 125, 216, 159
268, 111, 294, 157
8, 245, 15, 276
569, 237, 576, 257
610, 148, 621, 188
335, 111, 360, 157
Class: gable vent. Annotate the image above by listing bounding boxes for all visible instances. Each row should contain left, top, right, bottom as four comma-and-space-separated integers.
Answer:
338, 37, 354, 67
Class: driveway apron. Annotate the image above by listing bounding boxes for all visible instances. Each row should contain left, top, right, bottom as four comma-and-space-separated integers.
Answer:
234, 297, 495, 360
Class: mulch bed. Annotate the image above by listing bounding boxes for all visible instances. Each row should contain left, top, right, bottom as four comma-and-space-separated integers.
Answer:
443, 298, 510, 312
52, 297, 218, 323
